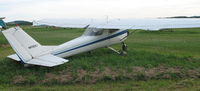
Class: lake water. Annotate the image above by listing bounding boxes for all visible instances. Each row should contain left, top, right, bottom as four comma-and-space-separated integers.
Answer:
33, 18, 200, 30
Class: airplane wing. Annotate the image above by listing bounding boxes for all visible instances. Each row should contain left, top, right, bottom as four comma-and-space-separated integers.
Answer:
2, 27, 68, 67
33, 18, 200, 30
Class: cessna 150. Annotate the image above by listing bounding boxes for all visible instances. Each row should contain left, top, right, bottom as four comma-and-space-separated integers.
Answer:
1, 18, 129, 67
2, 18, 200, 67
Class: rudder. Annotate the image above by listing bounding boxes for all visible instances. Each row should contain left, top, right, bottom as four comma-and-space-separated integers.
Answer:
2, 27, 47, 62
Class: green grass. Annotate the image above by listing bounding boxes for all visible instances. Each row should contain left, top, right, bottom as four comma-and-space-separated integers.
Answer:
1, 79, 200, 91
0, 26, 200, 90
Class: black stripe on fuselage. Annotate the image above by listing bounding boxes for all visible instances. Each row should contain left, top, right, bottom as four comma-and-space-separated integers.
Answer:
54, 30, 128, 56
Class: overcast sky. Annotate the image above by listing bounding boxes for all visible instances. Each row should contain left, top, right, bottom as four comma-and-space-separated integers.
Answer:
1, 0, 200, 21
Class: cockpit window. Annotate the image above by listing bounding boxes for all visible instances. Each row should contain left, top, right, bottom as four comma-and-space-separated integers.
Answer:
83, 28, 119, 36
83, 28, 104, 36
94, 30, 103, 36
109, 29, 119, 33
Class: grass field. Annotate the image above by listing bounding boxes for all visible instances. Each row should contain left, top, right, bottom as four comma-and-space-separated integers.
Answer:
2, 79, 200, 91
0, 26, 200, 90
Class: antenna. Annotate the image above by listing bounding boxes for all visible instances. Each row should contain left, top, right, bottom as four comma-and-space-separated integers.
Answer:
90, 18, 94, 24
106, 15, 109, 24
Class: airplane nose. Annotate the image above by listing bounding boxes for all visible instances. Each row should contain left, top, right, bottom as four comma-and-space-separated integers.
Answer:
127, 31, 129, 36
120, 30, 129, 41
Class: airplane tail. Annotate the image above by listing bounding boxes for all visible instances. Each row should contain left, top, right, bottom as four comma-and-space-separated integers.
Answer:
2, 27, 68, 67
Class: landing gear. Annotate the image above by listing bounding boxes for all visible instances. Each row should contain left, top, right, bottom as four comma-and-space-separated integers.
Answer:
120, 42, 128, 55
108, 42, 128, 56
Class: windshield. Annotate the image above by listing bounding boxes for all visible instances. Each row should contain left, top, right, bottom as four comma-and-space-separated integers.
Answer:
83, 28, 104, 36
83, 28, 120, 36
108, 29, 119, 33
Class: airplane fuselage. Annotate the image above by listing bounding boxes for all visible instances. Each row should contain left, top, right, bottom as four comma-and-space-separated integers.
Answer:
2, 26, 129, 67
51, 29, 128, 58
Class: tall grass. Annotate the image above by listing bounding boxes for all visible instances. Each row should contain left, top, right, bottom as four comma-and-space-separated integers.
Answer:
0, 26, 200, 85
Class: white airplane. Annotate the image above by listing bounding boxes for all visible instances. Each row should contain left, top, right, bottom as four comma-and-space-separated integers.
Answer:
1, 25, 129, 67
3, 17, 199, 67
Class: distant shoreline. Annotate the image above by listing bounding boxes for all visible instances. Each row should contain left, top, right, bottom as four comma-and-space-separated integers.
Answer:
163, 16, 200, 19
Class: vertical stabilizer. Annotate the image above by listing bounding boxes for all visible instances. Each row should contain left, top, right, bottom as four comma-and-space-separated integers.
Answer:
2, 27, 46, 62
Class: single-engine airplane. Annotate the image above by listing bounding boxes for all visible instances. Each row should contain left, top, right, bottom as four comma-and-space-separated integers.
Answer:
1, 18, 129, 67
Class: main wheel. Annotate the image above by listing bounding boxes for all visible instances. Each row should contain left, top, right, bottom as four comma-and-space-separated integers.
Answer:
122, 42, 128, 52
120, 50, 127, 56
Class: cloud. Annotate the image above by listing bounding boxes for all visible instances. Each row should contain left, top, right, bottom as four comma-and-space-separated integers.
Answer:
1, 0, 200, 21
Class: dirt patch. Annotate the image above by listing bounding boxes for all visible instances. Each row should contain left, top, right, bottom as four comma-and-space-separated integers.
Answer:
132, 66, 145, 73
42, 72, 73, 84
162, 74, 171, 79
143, 66, 183, 79
13, 75, 27, 84
74, 69, 88, 82
166, 67, 181, 73
88, 69, 102, 83
42, 73, 57, 83
87, 67, 119, 83
56, 74, 73, 83
102, 67, 118, 80
0, 44, 10, 48
145, 68, 158, 78
13, 66, 200, 84
187, 70, 200, 78
43, 66, 198, 83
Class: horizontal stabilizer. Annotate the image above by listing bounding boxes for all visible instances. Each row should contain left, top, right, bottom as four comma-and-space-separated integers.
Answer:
8, 54, 20, 61
26, 54, 69, 67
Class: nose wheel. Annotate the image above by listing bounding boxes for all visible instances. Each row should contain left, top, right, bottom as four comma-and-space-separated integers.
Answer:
122, 42, 128, 52
120, 42, 128, 55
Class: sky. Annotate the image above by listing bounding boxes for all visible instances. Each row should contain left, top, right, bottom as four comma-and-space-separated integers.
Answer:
1, 0, 200, 21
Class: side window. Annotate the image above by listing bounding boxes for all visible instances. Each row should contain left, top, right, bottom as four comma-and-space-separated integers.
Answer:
95, 30, 104, 36
109, 29, 119, 34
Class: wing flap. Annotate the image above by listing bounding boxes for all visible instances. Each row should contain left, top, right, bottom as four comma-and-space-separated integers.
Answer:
26, 54, 69, 67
